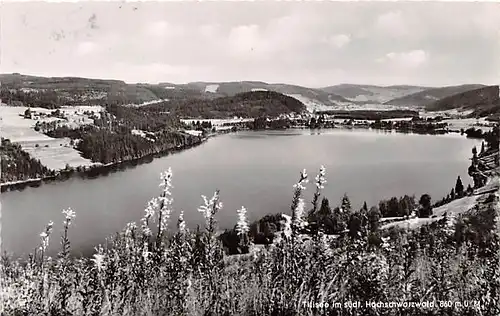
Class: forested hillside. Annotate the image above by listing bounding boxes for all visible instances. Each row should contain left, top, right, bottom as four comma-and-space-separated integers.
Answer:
427, 85, 499, 111
149, 90, 306, 118
384, 84, 486, 107
0, 138, 54, 183
40, 105, 200, 164
0, 74, 203, 108
76, 129, 199, 164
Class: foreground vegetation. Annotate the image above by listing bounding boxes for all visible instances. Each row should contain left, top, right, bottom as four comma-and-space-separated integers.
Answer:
1, 141, 499, 316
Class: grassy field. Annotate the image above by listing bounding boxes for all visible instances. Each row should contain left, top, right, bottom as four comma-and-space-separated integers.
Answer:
0, 105, 102, 170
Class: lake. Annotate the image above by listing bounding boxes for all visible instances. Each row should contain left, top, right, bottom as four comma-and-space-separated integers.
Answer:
1, 128, 482, 257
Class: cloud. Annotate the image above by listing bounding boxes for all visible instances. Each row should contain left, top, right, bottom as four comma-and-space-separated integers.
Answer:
377, 50, 429, 68
144, 20, 183, 38
199, 24, 222, 39
227, 24, 266, 57
75, 41, 98, 56
323, 34, 351, 48
375, 10, 409, 37
2, 2, 498, 86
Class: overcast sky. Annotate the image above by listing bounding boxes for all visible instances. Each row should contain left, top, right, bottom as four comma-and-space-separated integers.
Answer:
2, 1, 500, 87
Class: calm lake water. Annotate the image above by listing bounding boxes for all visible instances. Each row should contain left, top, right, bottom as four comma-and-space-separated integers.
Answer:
1, 129, 482, 256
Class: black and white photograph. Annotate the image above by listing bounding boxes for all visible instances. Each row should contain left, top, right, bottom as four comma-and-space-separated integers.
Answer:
0, 1, 499, 315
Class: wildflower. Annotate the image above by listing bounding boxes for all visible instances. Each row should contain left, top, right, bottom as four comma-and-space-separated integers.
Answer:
154, 169, 175, 235
91, 254, 106, 272
159, 168, 173, 193
125, 222, 137, 236
142, 243, 152, 261
144, 197, 159, 221
62, 208, 76, 226
293, 169, 309, 190
158, 195, 173, 231
282, 214, 292, 239
143, 226, 152, 237
314, 165, 327, 190
178, 211, 187, 233
198, 191, 223, 227
124, 222, 137, 248
39, 220, 54, 252
236, 206, 249, 236
294, 198, 307, 229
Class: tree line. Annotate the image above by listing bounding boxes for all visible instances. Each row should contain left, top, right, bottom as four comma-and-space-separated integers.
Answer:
0, 138, 54, 183
75, 129, 200, 164
147, 91, 305, 119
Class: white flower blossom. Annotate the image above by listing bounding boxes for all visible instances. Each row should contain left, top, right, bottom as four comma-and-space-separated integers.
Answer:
314, 165, 327, 190
159, 168, 173, 192
91, 254, 106, 272
156, 169, 175, 233
178, 211, 187, 233
158, 196, 173, 230
293, 169, 309, 190
294, 198, 307, 229
39, 221, 53, 252
236, 206, 249, 236
142, 226, 152, 237
124, 222, 137, 249
62, 208, 76, 226
198, 191, 223, 227
125, 222, 137, 236
282, 214, 292, 239
144, 197, 159, 221
142, 243, 152, 262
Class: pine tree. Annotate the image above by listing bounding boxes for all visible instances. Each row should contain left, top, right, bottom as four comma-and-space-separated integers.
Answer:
341, 193, 352, 214
367, 206, 381, 232
455, 176, 464, 198
466, 183, 473, 195
480, 141, 485, 155
317, 197, 334, 233
418, 194, 432, 218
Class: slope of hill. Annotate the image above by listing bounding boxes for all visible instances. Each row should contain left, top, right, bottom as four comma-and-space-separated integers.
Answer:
3, 73, 492, 115
0, 74, 208, 108
384, 84, 486, 107
470, 99, 500, 120
152, 90, 306, 118
426, 85, 500, 112
179, 81, 350, 111
320, 84, 429, 103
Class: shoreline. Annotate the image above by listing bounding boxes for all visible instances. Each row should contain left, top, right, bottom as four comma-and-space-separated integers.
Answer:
0, 123, 486, 193
0, 136, 207, 193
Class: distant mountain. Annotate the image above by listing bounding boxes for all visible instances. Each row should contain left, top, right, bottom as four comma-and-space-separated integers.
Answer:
384, 84, 487, 107
2, 73, 494, 116
320, 84, 430, 104
0, 73, 208, 107
426, 85, 500, 112
176, 81, 351, 112
470, 99, 500, 120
